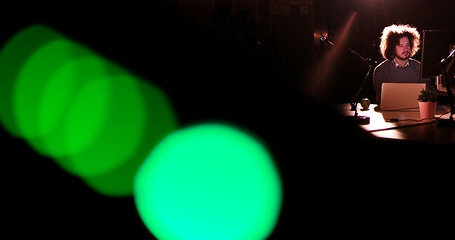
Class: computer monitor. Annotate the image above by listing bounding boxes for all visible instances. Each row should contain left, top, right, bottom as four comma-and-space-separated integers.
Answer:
420, 30, 455, 79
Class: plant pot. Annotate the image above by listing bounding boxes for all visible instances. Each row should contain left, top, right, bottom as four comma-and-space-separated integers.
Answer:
419, 101, 437, 119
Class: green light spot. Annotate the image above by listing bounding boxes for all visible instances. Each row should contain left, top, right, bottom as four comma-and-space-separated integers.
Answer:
0, 25, 62, 137
25, 55, 110, 158
0, 25, 179, 196
134, 123, 282, 240
61, 71, 146, 177
13, 39, 93, 142
83, 81, 178, 196
60, 71, 111, 157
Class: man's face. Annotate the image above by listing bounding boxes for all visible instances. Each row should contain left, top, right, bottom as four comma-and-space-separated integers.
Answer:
395, 36, 411, 61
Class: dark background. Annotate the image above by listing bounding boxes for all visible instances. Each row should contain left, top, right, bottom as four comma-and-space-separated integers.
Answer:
2, 1, 454, 238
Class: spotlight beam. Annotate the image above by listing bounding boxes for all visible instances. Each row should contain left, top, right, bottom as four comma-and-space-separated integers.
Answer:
305, 11, 358, 101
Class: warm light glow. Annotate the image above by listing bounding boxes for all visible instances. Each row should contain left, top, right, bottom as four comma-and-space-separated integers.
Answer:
305, 12, 358, 101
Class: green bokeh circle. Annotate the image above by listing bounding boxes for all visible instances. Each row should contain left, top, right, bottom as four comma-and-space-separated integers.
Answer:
134, 123, 282, 240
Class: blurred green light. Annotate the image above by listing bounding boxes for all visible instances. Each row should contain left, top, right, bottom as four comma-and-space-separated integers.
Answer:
0, 25, 62, 137
13, 39, 93, 143
52, 69, 146, 177
0, 25, 178, 196
83, 81, 179, 196
134, 123, 282, 240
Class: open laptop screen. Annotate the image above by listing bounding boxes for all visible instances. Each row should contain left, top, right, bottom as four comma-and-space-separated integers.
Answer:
380, 83, 426, 111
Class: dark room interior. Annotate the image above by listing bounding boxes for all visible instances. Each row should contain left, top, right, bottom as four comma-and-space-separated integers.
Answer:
2, 1, 454, 239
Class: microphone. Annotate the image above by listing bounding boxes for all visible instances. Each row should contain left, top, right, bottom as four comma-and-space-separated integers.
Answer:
319, 35, 333, 46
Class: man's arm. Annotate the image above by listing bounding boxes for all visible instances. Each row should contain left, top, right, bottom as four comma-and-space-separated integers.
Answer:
373, 64, 387, 103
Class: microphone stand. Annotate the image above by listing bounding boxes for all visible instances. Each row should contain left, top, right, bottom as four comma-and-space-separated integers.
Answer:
438, 48, 455, 127
349, 60, 375, 125
321, 36, 376, 125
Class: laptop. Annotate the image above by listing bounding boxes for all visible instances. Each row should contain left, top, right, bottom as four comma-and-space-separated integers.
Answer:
380, 83, 426, 111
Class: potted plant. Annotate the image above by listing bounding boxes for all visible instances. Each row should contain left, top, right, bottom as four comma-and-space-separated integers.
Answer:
417, 88, 438, 119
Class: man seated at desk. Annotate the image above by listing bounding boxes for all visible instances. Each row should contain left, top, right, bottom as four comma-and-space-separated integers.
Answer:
373, 24, 431, 105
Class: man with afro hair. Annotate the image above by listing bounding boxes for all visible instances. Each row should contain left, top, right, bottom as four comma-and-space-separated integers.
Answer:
373, 24, 430, 103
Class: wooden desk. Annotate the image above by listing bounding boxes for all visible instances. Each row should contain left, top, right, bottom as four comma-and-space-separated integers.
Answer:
337, 104, 455, 144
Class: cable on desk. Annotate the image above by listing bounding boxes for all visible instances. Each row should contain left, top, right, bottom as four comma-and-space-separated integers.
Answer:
386, 110, 452, 122
387, 118, 434, 122
437, 110, 454, 119
353, 106, 452, 123
381, 107, 420, 112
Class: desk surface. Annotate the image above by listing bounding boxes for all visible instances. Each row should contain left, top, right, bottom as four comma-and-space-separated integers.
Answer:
337, 104, 455, 144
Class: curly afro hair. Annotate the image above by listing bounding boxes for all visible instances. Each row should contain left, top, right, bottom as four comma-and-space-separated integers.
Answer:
379, 24, 420, 60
